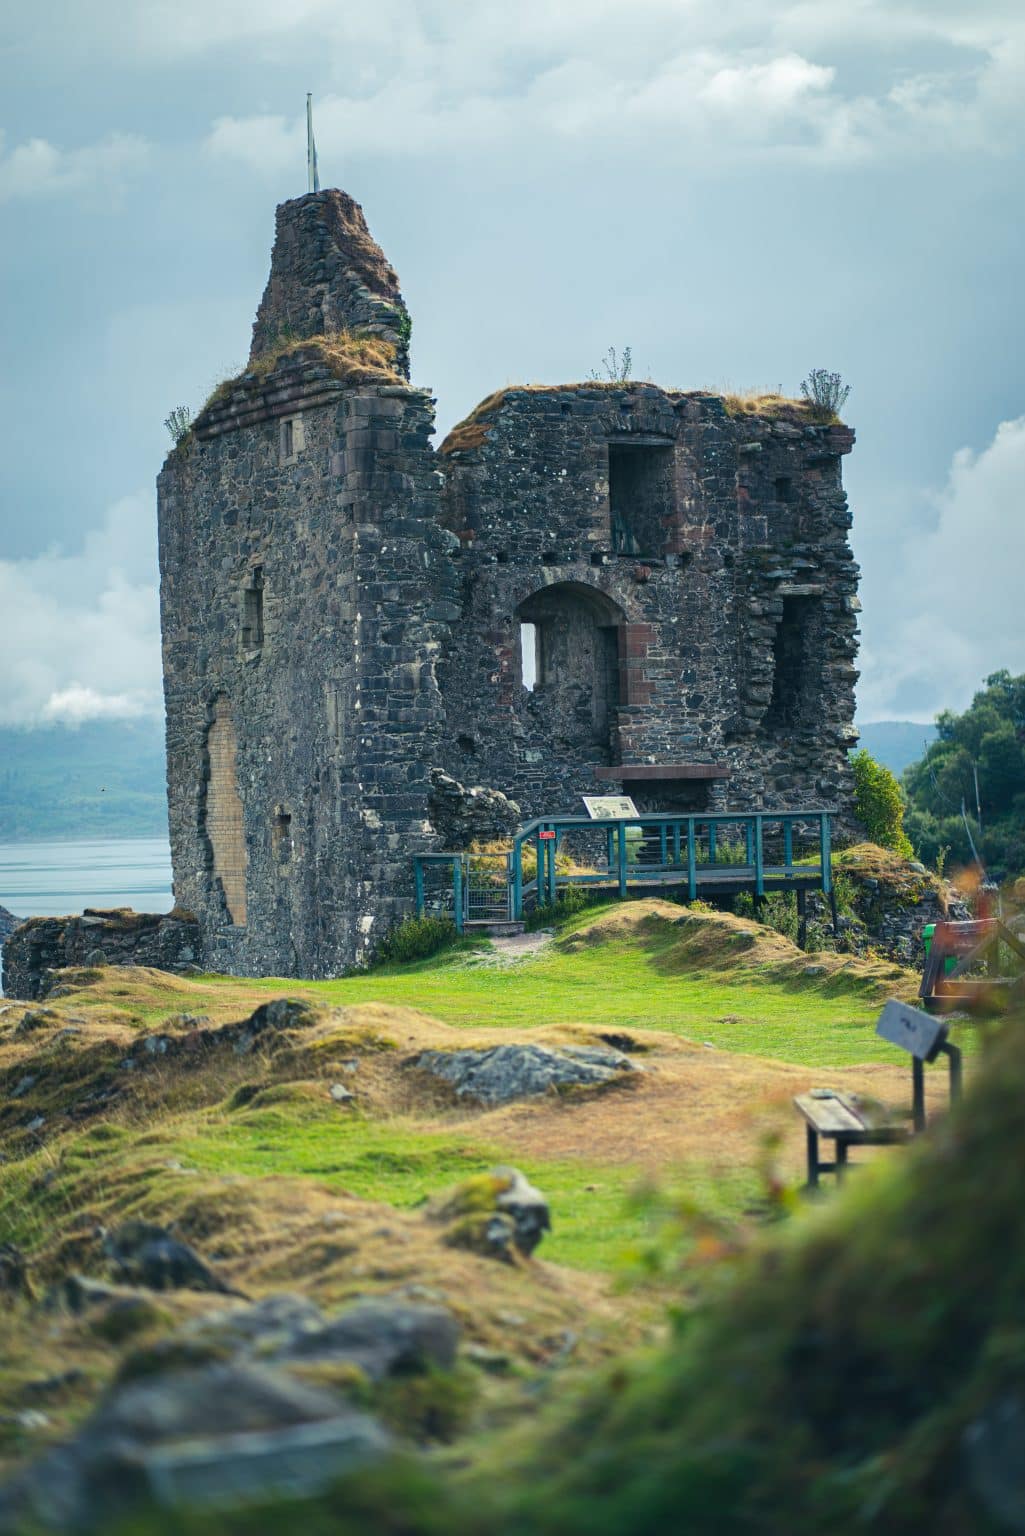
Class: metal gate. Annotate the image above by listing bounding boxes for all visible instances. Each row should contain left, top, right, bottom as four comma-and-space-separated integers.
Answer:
464, 851, 512, 924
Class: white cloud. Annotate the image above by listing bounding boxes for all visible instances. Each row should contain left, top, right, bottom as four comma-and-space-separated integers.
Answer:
190, 0, 1025, 169
0, 131, 149, 203
0, 495, 162, 726
859, 417, 1025, 720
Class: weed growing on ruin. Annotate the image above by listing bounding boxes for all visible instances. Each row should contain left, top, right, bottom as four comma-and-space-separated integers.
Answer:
163, 406, 193, 446
589, 345, 632, 383
800, 367, 851, 420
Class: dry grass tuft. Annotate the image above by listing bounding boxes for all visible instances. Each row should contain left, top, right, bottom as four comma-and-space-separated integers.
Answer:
201, 328, 404, 416
721, 390, 837, 424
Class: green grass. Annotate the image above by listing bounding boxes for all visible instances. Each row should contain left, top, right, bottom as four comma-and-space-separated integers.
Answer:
193, 917, 914, 1070
167, 1100, 759, 1273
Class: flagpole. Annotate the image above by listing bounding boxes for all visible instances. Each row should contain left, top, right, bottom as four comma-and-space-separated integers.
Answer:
307, 93, 320, 193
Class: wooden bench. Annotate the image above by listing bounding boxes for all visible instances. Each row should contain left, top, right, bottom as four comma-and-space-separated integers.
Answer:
794, 999, 962, 1188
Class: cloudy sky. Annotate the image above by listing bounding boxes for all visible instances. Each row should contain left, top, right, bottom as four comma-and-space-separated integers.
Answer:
1, 0, 1022, 728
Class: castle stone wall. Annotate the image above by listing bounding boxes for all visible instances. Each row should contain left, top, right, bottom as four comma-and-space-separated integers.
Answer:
156, 189, 861, 977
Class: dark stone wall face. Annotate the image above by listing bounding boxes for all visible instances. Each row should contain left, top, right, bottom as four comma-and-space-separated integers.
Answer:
158, 356, 452, 978
436, 386, 859, 822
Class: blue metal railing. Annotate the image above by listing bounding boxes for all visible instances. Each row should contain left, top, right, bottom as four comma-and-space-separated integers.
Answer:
413, 809, 833, 926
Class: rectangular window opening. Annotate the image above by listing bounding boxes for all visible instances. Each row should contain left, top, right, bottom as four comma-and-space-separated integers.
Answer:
764, 595, 816, 732
609, 442, 674, 558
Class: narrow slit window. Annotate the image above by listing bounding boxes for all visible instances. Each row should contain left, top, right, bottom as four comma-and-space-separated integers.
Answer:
279, 415, 305, 464
520, 622, 539, 690
242, 567, 264, 650
272, 806, 292, 863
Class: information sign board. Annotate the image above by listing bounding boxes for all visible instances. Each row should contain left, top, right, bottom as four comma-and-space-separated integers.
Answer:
582, 795, 639, 820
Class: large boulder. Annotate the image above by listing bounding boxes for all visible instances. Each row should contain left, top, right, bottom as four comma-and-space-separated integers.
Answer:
415, 1042, 637, 1106
0, 1362, 388, 1532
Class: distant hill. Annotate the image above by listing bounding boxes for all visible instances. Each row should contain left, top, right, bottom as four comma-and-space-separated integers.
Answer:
0, 720, 167, 842
855, 720, 938, 777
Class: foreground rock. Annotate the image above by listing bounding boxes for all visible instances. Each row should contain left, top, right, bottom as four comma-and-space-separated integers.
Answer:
186, 1294, 459, 1379
102, 1222, 242, 1296
0, 1362, 389, 1532
415, 1042, 637, 1105
434, 1166, 551, 1262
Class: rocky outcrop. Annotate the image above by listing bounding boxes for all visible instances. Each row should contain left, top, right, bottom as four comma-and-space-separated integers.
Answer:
2, 909, 202, 1001
433, 1167, 551, 1263
812, 844, 972, 966
0, 907, 20, 945
415, 1042, 637, 1105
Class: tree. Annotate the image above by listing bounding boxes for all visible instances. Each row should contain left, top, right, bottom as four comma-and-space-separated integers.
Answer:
851, 750, 913, 857
903, 671, 1025, 879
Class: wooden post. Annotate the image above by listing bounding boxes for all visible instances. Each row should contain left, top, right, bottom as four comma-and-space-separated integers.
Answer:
687, 819, 697, 901
414, 858, 425, 918
618, 822, 628, 898
912, 1056, 926, 1133
536, 831, 545, 907
548, 832, 557, 905
820, 813, 832, 894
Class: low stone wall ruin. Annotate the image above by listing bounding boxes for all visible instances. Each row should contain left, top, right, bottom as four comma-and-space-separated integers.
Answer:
2, 909, 203, 1001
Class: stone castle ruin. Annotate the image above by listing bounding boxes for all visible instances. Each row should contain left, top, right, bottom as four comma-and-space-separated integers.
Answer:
157, 188, 860, 977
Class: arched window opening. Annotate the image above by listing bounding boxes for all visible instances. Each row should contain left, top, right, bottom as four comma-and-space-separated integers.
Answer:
516, 584, 624, 752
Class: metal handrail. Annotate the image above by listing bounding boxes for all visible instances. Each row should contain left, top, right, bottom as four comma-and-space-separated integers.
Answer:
413, 809, 833, 928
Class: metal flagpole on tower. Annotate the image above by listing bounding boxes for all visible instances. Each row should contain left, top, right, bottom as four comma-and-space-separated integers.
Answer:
307, 93, 320, 193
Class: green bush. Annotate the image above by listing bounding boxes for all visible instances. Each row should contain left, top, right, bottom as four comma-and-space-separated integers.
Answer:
377, 915, 457, 964
525, 885, 594, 931
851, 749, 913, 857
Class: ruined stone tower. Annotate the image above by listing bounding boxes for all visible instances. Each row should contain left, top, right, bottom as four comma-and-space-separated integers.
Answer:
158, 189, 860, 978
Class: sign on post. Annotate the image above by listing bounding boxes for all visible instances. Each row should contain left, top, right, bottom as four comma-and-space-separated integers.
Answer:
582, 795, 639, 820
875, 998, 948, 1062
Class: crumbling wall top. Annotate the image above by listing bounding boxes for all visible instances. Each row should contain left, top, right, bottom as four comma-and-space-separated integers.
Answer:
249, 189, 410, 375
